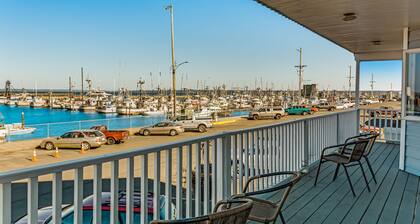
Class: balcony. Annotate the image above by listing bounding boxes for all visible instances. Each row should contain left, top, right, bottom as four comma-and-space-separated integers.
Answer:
0, 109, 394, 224
274, 142, 418, 224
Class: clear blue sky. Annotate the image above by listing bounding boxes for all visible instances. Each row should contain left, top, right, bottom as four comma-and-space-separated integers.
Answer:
0, 0, 401, 91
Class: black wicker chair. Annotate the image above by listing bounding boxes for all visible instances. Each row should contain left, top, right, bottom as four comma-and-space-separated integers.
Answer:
313, 138, 370, 196
150, 198, 253, 224
339, 132, 379, 184
232, 171, 301, 224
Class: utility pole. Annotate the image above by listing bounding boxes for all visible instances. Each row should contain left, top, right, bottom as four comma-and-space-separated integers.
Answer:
81, 67, 84, 101
295, 48, 307, 99
370, 73, 376, 98
346, 65, 354, 98
166, 4, 177, 118
68, 76, 72, 98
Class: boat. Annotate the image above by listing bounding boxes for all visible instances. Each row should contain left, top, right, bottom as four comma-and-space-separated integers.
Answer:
30, 97, 46, 108
4, 124, 36, 135
97, 102, 117, 114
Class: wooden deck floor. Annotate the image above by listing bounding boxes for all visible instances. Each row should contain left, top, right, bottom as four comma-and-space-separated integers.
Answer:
267, 143, 420, 224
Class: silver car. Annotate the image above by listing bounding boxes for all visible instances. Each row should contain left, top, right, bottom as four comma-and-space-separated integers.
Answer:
39, 130, 106, 150
139, 121, 185, 136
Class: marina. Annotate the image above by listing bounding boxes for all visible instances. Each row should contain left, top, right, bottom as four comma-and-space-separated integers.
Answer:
0, 0, 414, 223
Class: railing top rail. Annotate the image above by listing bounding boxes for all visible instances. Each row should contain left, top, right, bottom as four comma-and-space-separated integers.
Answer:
0, 109, 357, 183
26, 115, 147, 126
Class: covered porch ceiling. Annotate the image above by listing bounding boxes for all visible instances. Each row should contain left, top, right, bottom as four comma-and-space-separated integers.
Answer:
257, 0, 420, 60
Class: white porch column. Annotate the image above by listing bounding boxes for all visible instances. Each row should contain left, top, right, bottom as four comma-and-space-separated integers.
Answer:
355, 58, 361, 132
355, 59, 360, 108
399, 27, 409, 170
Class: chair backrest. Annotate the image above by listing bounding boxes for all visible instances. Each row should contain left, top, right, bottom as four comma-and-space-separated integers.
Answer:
361, 132, 379, 156
241, 171, 301, 220
348, 139, 370, 162
210, 199, 253, 224
150, 199, 253, 224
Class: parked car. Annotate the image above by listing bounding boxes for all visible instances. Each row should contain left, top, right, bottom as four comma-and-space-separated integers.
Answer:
15, 191, 176, 224
248, 107, 285, 120
139, 121, 184, 136
90, 125, 129, 144
285, 105, 312, 115
173, 116, 212, 133
316, 102, 336, 111
310, 106, 319, 113
39, 130, 106, 150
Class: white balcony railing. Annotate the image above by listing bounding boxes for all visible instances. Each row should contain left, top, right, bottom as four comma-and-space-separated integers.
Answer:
0, 109, 358, 224
360, 108, 401, 142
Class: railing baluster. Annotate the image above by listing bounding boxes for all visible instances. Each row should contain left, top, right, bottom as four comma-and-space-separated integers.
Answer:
153, 152, 161, 220
52, 172, 62, 224
186, 144, 193, 218
250, 131, 255, 192
110, 160, 119, 224
126, 157, 134, 224
203, 141, 210, 214
28, 177, 38, 224
0, 183, 11, 224
232, 135, 237, 194
93, 164, 102, 224
166, 149, 173, 219
176, 147, 183, 219
255, 130, 262, 190
244, 132, 249, 189
195, 143, 201, 216
140, 154, 148, 224
238, 134, 243, 193
211, 139, 217, 209
74, 168, 83, 224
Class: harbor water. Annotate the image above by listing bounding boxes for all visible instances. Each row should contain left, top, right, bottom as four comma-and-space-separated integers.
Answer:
0, 105, 248, 141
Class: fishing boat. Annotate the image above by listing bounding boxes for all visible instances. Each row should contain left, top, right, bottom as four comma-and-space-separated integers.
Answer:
30, 97, 46, 108
4, 124, 36, 135
97, 101, 117, 114
0, 113, 36, 138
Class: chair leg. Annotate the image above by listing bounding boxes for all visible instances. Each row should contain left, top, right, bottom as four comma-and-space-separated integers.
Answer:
314, 159, 323, 186
343, 166, 356, 197
358, 161, 371, 192
365, 157, 377, 184
279, 213, 286, 224
332, 164, 340, 181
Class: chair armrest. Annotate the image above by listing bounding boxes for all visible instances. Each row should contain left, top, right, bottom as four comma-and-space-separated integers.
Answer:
242, 171, 300, 194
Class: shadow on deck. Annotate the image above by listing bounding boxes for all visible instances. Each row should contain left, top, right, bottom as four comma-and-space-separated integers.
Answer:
267, 143, 420, 224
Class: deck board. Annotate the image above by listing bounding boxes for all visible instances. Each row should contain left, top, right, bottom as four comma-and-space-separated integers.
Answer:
286, 143, 388, 223
266, 143, 420, 224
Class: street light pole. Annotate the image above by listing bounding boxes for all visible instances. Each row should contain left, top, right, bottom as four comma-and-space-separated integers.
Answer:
166, 4, 177, 118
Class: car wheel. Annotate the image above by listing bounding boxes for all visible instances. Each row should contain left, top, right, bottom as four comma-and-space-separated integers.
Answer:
303, 112, 308, 116
143, 129, 151, 136
81, 142, 91, 150
45, 142, 55, 150
169, 129, 178, 136
198, 124, 207, 133
253, 114, 259, 120
107, 137, 116, 145
274, 114, 282, 119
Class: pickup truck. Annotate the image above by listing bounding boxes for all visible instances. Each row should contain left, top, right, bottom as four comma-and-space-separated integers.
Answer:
90, 125, 129, 145
174, 116, 213, 133
248, 107, 285, 120
316, 102, 336, 111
